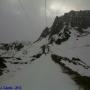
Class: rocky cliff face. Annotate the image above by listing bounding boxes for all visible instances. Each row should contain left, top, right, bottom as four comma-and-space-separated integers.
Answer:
38, 10, 90, 44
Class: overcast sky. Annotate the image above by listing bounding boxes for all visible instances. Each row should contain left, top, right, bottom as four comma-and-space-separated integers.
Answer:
0, 0, 90, 42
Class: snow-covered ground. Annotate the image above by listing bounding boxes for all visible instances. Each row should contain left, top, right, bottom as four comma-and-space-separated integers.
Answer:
0, 28, 90, 90
0, 54, 79, 90
51, 28, 90, 76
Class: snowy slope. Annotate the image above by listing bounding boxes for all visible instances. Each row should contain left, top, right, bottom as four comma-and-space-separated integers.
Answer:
51, 28, 90, 76
1, 54, 79, 90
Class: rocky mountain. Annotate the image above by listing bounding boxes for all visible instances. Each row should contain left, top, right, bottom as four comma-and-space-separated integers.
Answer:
0, 10, 90, 90
38, 10, 90, 43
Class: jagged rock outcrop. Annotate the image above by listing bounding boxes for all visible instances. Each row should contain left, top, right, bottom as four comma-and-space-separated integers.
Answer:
38, 10, 90, 45
0, 41, 24, 51
63, 10, 90, 28
35, 10, 90, 45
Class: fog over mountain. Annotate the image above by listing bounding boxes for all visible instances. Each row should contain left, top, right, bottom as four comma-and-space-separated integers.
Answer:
0, 0, 90, 42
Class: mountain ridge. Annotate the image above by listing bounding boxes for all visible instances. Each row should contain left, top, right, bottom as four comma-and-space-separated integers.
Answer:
37, 10, 90, 44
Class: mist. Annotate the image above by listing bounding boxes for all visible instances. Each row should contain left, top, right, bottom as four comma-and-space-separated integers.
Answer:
0, 0, 90, 42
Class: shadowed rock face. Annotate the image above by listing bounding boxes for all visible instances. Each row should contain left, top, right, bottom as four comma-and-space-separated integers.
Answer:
34, 27, 50, 43
0, 57, 7, 75
39, 27, 50, 38
49, 16, 64, 39
63, 10, 90, 28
